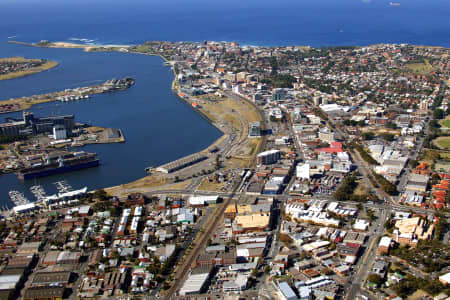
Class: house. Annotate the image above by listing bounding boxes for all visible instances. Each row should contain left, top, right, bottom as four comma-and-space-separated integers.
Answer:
371, 260, 388, 277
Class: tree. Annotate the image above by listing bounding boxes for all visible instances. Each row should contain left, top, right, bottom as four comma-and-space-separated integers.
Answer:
93, 189, 109, 201
366, 209, 376, 221
362, 132, 375, 140
380, 133, 395, 142
367, 274, 384, 286
251, 268, 258, 278
215, 154, 222, 170
409, 159, 419, 168
433, 108, 445, 120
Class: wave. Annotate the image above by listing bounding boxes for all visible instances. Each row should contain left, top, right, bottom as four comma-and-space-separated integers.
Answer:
7, 35, 18, 39
68, 37, 99, 44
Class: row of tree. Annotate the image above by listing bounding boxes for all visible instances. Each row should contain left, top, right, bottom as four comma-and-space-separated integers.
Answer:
352, 142, 379, 165
372, 172, 397, 195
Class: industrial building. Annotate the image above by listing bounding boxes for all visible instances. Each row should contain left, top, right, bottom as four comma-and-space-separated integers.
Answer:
277, 281, 297, 300
0, 112, 75, 136
52, 124, 67, 140
188, 195, 219, 207
30, 271, 71, 287
23, 286, 65, 300
0, 274, 23, 300
179, 267, 212, 296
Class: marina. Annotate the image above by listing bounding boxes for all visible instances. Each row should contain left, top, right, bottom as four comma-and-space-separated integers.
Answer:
1, 181, 90, 217
30, 185, 47, 201
8, 190, 30, 207
54, 180, 72, 193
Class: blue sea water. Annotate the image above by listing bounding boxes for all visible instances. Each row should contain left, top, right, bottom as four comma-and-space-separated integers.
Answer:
0, 0, 449, 47
0, 0, 448, 205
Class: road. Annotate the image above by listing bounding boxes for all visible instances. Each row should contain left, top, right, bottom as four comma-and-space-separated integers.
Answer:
163, 166, 248, 298
346, 207, 388, 300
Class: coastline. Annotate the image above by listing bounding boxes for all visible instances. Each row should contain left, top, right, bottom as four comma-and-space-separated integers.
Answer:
3, 40, 230, 199
103, 51, 230, 196
0, 57, 58, 81
8, 40, 130, 53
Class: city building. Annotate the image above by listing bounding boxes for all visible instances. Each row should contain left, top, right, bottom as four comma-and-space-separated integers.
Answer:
248, 122, 261, 137
377, 236, 392, 255
257, 150, 281, 165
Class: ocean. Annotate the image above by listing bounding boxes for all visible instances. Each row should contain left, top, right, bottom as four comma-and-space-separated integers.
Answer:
0, 0, 449, 47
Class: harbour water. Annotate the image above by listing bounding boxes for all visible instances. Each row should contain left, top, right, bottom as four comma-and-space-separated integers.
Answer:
0, 42, 222, 206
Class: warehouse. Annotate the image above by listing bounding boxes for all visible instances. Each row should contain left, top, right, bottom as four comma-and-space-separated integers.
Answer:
277, 281, 297, 300
56, 251, 81, 265
42, 251, 60, 265
188, 195, 219, 207
13, 203, 37, 215
0, 274, 22, 300
17, 242, 41, 254
23, 286, 65, 300
30, 271, 71, 287
179, 267, 211, 296
156, 153, 207, 173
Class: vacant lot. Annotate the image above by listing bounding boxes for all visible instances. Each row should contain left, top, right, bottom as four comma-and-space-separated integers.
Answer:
354, 181, 369, 196
197, 177, 227, 191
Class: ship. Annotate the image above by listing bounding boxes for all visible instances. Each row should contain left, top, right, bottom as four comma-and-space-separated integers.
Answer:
18, 152, 100, 180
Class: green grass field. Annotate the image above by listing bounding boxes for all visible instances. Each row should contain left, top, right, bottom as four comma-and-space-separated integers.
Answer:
440, 153, 450, 160
440, 119, 450, 128
437, 137, 450, 150
434, 161, 450, 173
405, 59, 434, 75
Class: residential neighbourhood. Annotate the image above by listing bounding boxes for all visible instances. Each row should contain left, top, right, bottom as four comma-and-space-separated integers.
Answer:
0, 41, 448, 299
